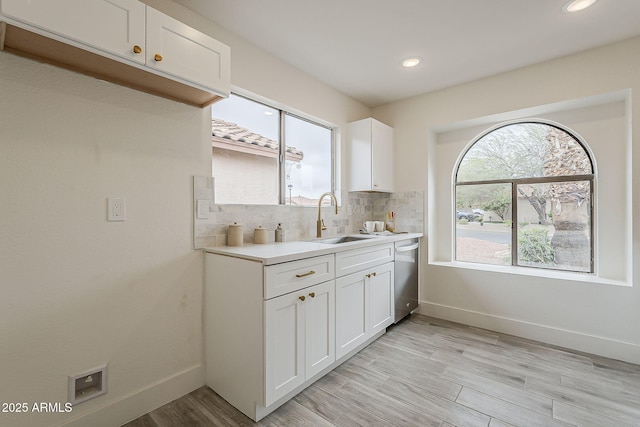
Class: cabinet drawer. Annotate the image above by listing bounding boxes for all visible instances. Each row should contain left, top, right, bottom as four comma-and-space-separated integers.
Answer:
335, 243, 394, 277
264, 255, 334, 299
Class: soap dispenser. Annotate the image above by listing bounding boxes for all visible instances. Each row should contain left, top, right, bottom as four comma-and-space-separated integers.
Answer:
275, 223, 284, 242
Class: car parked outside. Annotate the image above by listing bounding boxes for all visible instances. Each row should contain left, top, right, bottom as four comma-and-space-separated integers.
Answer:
456, 210, 478, 221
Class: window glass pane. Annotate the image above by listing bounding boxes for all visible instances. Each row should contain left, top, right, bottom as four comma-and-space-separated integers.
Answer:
284, 114, 332, 206
457, 123, 591, 182
517, 181, 591, 272
211, 94, 279, 204
543, 126, 592, 176
456, 183, 512, 265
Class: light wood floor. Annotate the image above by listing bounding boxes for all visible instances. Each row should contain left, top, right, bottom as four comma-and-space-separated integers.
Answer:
123, 315, 640, 426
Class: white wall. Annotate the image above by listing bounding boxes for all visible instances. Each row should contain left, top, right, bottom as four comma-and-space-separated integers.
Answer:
374, 36, 640, 363
0, 2, 369, 426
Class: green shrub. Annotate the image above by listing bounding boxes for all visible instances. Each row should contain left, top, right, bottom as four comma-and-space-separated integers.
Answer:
518, 227, 555, 265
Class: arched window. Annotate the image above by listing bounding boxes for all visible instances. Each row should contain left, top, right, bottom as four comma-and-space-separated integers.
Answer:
455, 121, 594, 273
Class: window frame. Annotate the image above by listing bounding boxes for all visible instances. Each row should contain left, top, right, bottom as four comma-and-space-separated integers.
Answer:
454, 120, 595, 273
281, 111, 336, 205
212, 92, 336, 206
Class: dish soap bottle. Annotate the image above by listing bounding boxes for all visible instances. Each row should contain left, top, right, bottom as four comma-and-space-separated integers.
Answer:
385, 212, 395, 232
275, 223, 284, 242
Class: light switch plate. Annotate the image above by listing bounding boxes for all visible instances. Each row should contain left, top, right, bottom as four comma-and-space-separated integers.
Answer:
196, 200, 209, 219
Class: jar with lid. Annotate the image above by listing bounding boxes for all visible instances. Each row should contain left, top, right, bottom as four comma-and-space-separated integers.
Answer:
227, 222, 243, 246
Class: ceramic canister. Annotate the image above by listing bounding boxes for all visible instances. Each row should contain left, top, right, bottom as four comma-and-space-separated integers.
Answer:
227, 222, 243, 246
254, 226, 268, 244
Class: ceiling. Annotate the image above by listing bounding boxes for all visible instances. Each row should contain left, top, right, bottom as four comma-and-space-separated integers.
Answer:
173, 0, 640, 107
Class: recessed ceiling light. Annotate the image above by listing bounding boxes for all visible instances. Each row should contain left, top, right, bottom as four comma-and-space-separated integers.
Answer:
264, 111, 273, 116
401, 57, 422, 68
563, 0, 597, 13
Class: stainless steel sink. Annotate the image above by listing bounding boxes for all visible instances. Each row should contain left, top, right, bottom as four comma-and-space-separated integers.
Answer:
313, 235, 372, 244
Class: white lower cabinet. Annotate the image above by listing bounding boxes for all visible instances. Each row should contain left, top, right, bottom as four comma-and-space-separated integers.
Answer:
264, 280, 335, 406
335, 271, 368, 359
336, 262, 394, 359
205, 242, 396, 421
369, 262, 394, 335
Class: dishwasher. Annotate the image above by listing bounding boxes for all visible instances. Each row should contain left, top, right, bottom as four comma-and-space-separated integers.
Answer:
394, 238, 419, 323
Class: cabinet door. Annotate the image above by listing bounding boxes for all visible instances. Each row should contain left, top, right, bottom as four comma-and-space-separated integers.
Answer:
348, 118, 393, 192
264, 292, 305, 406
347, 118, 373, 192
305, 281, 335, 379
146, 7, 230, 92
335, 272, 369, 359
0, 0, 146, 64
369, 262, 394, 335
371, 120, 394, 192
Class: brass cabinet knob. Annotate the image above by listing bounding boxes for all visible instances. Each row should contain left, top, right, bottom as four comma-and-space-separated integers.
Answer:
154, 53, 163, 62
365, 274, 371, 279
132, 45, 142, 54
299, 295, 306, 301
372, 272, 377, 277
309, 292, 315, 298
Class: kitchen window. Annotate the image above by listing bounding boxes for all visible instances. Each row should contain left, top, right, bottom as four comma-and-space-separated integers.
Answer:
455, 121, 594, 273
211, 93, 334, 206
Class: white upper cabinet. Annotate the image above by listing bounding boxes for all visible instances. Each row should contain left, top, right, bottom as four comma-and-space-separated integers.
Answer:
146, 7, 229, 93
0, 0, 230, 107
348, 118, 394, 192
0, 0, 146, 64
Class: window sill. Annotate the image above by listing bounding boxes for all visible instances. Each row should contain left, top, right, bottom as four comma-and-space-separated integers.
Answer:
428, 260, 630, 287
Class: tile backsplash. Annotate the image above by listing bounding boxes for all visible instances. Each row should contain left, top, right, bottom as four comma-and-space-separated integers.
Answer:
193, 176, 424, 249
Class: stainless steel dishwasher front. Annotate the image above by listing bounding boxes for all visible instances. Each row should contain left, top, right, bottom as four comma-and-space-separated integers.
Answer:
394, 238, 419, 323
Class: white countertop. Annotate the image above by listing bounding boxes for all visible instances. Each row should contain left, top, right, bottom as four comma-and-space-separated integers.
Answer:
203, 232, 423, 265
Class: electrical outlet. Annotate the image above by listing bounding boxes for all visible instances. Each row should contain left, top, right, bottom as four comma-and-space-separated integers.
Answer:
108, 198, 126, 221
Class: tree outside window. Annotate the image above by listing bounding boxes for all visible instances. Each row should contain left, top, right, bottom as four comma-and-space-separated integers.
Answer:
455, 122, 594, 273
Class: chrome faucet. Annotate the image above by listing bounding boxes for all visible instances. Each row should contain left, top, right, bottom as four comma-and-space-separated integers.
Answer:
316, 192, 338, 238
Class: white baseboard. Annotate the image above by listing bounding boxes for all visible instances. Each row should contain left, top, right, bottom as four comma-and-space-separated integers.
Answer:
418, 302, 640, 365
62, 364, 205, 427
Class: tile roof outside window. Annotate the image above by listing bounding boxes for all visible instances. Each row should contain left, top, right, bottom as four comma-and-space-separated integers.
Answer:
211, 118, 304, 160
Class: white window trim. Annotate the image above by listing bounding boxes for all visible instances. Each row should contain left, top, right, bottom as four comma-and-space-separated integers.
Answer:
428, 90, 632, 287
453, 119, 596, 274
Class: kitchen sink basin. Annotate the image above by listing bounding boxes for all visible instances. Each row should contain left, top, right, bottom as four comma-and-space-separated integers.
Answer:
313, 235, 373, 244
